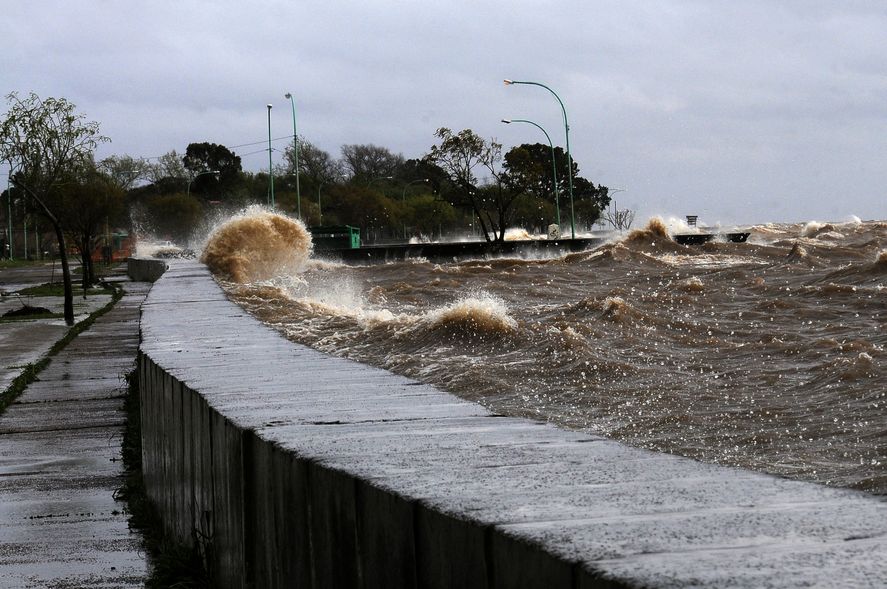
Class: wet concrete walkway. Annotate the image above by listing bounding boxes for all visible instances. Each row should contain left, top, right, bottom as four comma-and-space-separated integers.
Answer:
0, 280, 149, 588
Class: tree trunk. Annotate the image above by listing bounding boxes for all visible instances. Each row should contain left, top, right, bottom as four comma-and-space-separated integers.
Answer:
54, 222, 74, 325
11, 180, 74, 325
81, 240, 92, 292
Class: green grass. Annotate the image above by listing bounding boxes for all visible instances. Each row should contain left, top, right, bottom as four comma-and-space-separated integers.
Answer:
0, 258, 48, 269
0, 311, 64, 323
15, 282, 115, 297
0, 283, 123, 415
1, 279, 210, 586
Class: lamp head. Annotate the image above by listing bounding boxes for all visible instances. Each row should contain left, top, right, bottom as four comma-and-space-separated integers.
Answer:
503, 79, 514, 85
267, 103, 273, 109
284, 92, 292, 99
501, 119, 512, 124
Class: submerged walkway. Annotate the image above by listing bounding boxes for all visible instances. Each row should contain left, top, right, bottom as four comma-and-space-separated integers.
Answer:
0, 280, 149, 588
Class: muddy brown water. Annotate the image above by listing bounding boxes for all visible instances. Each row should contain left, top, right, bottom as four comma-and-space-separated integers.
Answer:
209, 214, 886, 495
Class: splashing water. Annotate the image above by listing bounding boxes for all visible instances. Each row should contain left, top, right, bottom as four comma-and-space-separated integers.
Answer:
201, 207, 312, 283
625, 216, 672, 243
422, 292, 518, 337
221, 218, 887, 495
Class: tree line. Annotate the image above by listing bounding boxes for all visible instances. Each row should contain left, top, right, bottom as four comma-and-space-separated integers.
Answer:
0, 92, 615, 323
119, 130, 613, 245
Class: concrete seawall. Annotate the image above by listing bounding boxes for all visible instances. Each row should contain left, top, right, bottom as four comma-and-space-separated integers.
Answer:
127, 256, 168, 282
137, 260, 887, 588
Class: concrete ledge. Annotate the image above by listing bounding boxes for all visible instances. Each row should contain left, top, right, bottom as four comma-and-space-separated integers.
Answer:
127, 256, 167, 282
138, 260, 887, 588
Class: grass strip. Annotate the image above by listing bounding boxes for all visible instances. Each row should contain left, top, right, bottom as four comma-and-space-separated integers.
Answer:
0, 282, 124, 415
119, 368, 211, 588
15, 282, 115, 297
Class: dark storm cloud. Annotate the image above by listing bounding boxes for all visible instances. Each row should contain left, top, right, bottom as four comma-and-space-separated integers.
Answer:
2, 0, 885, 223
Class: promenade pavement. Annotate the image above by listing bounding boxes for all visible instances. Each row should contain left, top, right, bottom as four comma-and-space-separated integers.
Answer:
0, 278, 149, 588
0, 263, 111, 395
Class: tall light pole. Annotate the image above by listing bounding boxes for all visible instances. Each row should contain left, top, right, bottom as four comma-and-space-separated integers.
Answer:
401, 178, 429, 239
502, 118, 560, 228
317, 180, 325, 225
504, 79, 575, 238
266, 103, 275, 208
284, 92, 301, 219
6, 174, 13, 260
608, 188, 625, 229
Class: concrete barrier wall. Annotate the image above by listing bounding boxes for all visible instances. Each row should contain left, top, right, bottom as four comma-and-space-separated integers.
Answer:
127, 257, 167, 282
138, 260, 887, 589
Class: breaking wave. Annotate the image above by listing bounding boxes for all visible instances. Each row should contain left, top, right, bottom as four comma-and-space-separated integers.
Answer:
201, 207, 313, 283
422, 292, 518, 339
624, 217, 673, 245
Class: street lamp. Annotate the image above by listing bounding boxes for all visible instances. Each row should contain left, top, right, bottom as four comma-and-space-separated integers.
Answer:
187, 170, 220, 197
401, 178, 429, 202
368, 176, 393, 188
284, 92, 301, 219
317, 181, 325, 225
401, 178, 429, 239
267, 103, 275, 208
606, 188, 625, 230
502, 119, 560, 228
504, 79, 576, 238
5, 174, 12, 260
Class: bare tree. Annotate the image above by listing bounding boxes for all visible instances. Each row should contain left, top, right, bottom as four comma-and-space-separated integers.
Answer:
604, 207, 636, 231
0, 92, 109, 325
99, 154, 150, 191
147, 150, 187, 185
340, 143, 403, 182
280, 138, 342, 184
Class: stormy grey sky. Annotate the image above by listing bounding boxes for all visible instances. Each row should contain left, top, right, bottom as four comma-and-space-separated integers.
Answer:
3, 1, 885, 226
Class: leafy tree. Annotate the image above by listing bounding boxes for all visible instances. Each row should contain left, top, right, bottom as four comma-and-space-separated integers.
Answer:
404, 193, 458, 239
57, 168, 124, 288
396, 158, 453, 196
341, 143, 404, 183
425, 127, 520, 243
573, 178, 610, 231
183, 142, 241, 198
142, 193, 203, 244
509, 193, 557, 234
502, 143, 565, 204
503, 143, 610, 231
0, 92, 109, 325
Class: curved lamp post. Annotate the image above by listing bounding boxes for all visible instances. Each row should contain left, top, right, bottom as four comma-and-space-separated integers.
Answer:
284, 92, 301, 219
266, 103, 275, 208
186, 170, 220, 197
504, 79, 575, 238
368, 176, 393, 189
502, 118, 560, 228
401, 178, 429, 239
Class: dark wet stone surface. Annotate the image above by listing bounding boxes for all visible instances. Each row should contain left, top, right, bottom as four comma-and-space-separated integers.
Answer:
0, 281, 149, 588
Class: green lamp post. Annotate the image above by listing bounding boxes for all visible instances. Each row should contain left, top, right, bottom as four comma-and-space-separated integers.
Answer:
266, 103, 275, 208
400, 178, 429, 239
501, 118, 560, 228
284, 92, 301, 219
504, 79, 575, 238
